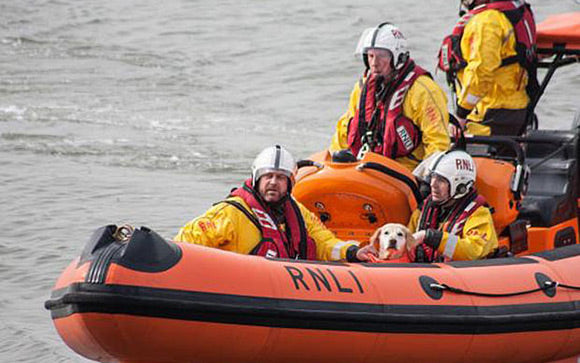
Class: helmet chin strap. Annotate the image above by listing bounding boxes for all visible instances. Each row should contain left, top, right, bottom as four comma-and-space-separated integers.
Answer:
434, 195, 455, 207
380, 70, 397, 85
265, 194, 290, 224
374, 69, 398, 100
432, 181, 458, 206
268, 193, 289, 207
436, 182, 472, 205
377, 56, 411, 87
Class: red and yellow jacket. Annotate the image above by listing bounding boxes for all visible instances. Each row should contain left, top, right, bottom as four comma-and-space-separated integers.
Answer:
330, 72, 450, 171
408, 192, 498, 261
174, 195, 357, 261
454, 8, 531, 135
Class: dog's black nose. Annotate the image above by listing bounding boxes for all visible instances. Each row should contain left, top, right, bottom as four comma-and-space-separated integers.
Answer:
388, 239, 397, 249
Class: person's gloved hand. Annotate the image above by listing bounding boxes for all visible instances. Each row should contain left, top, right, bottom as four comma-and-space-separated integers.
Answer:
449, 116, 467, 138
345, 230, 380, 262
455, 103, 471, 120
413, 229, 443, 250
451, 104, 471, 136
355, 243, 378, 262
412, 230, 426, 245
409, 230, 430, 263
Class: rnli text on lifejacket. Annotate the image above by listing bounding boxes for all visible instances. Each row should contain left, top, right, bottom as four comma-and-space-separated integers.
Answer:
284, 266, 364, 294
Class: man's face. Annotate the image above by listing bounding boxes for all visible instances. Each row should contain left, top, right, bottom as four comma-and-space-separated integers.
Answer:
257, 171, 289, 203
430, 173, 451, 203
367, 48, 394, 78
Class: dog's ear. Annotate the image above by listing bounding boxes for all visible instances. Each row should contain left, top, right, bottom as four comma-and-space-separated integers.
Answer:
370, 227, 382, 245
372, 237, 380, 252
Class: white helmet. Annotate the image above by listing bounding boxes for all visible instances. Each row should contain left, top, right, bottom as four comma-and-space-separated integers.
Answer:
428, 150, 476, 200
251, 145, 297, 188
354, 22, 409, 70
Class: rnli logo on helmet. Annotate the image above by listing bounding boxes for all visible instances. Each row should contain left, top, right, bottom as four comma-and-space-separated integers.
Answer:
455, 159, 474, 171
391, 28, 404, 39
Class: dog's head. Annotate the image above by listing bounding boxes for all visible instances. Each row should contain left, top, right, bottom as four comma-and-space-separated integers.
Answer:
374, 223, 414, 260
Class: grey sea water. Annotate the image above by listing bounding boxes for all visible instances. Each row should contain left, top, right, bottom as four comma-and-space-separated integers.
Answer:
1, 1, 579, 361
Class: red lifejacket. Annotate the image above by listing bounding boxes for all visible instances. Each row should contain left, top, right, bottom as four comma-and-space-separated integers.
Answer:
225, 179, 317, 260
415, 189, 488, 262
348, 60, 428, 159
437, 0, 538, 100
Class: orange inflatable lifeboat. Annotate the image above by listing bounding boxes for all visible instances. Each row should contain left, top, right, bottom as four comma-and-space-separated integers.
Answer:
46, 13, 580, 363
46, 225, 580, 363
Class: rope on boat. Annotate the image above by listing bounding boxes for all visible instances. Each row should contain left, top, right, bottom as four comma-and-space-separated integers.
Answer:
557, 282, 580, 291
429, 280, 580, 298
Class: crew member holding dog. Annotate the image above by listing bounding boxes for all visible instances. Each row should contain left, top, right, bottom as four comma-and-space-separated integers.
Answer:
329, 22, 450, 171
408, 150, 498, 261
175, 145, 367, 262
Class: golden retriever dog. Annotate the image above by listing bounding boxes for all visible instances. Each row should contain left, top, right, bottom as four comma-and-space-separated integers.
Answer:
372, 223, 416, 261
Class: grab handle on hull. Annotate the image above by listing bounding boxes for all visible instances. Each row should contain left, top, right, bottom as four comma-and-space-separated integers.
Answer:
297, 160, 324, 169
